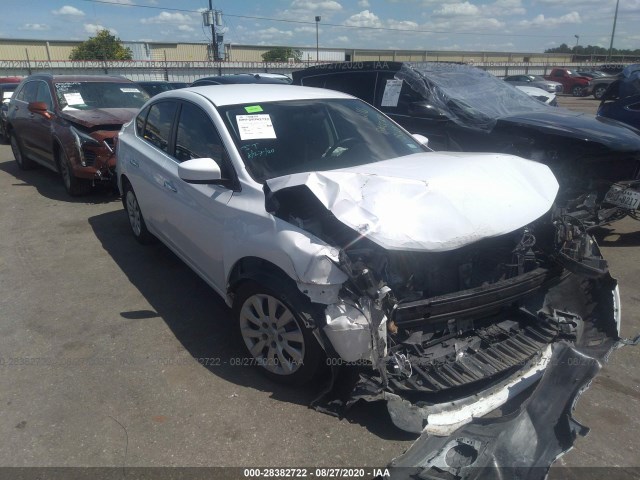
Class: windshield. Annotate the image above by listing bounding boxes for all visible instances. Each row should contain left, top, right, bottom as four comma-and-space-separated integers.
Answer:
2, 87, 16, 101
396, 62, 549, 131
54, 81, 149, 110
219, 98, 424, 183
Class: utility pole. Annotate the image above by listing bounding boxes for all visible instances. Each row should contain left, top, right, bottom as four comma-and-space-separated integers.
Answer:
203, 1, 222, 61
209, 0, 218, 61
315, 16, 321, 62
607, 0, 619, 61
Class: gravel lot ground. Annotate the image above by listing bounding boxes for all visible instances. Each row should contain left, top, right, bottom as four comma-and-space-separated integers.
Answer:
0, 94, 638, 475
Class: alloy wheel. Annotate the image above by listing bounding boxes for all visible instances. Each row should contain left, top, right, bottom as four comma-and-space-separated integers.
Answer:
239, 293, 305, 376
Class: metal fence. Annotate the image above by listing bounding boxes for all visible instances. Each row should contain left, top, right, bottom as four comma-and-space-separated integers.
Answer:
0, 59, 627, 81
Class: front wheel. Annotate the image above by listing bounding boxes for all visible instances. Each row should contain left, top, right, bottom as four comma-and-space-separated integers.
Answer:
593, 85, 608, 100
58, 149, 91, 196
572, 85, 584, 97
234, 281, 324, 385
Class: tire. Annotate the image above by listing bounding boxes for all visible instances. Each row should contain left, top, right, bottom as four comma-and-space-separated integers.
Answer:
593, 85, 608, 100
571, 85, 584, 97
10, 132, 35, 170
123, 182, 156, 244
233, 280, 324, 385
58, 149, 91, 196
0, 122, 8, 144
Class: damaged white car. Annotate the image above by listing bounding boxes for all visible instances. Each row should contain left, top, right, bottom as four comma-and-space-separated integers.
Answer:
116, 85, 621, 446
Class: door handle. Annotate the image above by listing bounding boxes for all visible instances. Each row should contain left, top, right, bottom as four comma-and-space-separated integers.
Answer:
163, 180, 177, 193
129, 158, 139, 168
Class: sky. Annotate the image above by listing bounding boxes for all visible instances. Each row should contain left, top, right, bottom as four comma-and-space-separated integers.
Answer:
2, 0, 639, 53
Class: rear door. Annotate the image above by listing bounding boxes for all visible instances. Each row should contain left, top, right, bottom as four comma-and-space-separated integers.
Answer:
126, 100, 179, 233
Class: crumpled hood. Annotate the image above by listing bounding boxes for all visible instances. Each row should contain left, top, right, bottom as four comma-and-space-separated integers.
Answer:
498, 110, 640, 151
60, 107, 139, 128
266, 152, 559, 252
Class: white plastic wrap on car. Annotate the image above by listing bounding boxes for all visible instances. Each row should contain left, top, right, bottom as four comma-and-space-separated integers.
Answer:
397, 62, 550, 131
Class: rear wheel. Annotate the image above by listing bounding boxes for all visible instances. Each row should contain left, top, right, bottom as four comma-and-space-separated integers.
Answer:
234, 280, 324, 385
123, 182, 156, 244
58, 149, 91, 196
11, 132, 34, 170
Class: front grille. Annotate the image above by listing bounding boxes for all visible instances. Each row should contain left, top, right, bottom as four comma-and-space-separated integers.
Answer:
83, 151, 96, 166
388, 319, 557, 392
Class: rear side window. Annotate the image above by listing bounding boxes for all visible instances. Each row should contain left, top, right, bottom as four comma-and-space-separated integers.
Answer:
322, 72, 377, 104
143, 101, 177, 153
299, 75, 328, 88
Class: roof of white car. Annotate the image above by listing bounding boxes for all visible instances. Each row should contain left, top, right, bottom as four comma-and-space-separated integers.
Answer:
182, 84, 353, 106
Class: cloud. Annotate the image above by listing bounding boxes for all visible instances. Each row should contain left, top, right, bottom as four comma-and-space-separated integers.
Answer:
482, 0, 526, 16
256, 27, 294, 41
52, 5, 85, 16
290, 0, 343, 12
178, 25, 194, 32
141, 12, 194, 24
387, 19, 419, 29
345, 10, 382, 27
358, 0, 370, 6
295, 26, 322, 33
20, 23, 50, 31
337, 35, 349, 42
434, 2, 480, 17
84, 23, 118, 35
518, 11, 581, 27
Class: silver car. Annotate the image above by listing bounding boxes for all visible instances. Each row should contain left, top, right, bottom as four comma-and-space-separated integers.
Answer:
115, 84, 619, 445
504, 74, 563, 93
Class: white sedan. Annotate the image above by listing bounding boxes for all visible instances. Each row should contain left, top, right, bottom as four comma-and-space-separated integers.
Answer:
116, 84, 619, 434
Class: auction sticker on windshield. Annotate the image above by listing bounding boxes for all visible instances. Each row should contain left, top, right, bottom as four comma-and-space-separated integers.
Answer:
237, 114, 276, 140
604, 186, 640, 209
63, 92, 84, 105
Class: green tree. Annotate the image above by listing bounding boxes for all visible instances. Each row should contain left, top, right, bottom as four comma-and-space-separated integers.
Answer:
261, 47, 303, 62
69, 30, 133, 61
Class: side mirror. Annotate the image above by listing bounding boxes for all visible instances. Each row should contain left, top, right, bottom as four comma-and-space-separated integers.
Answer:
408, 101, 445, 119
178, 157, 223, 185
412, 134, 429, 147
28, 101, 52, 119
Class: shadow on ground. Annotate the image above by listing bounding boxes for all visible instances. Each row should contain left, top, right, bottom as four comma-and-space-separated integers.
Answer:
88, 209, 414, 441
0, 158, 120, 204
592, 224, 640, 248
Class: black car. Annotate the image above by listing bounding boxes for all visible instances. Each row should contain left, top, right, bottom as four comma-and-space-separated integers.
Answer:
597, 65, 640, 131
136, 81, 175, 97
293, 61, 640, 226
190, 73, 291, 87
598, 94, 640, 130
0, 82, 19, 142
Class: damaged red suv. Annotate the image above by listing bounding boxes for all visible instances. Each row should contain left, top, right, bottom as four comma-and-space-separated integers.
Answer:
7, 74, 149, 195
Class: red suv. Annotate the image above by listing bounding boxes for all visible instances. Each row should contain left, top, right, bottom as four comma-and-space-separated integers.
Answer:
7, 74, 148, 195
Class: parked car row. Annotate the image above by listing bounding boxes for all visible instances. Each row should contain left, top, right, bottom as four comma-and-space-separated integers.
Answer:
2, 63, 635, 472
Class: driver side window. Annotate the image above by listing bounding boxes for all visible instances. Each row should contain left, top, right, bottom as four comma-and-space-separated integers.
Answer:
173, 102, 232, 179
